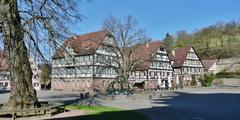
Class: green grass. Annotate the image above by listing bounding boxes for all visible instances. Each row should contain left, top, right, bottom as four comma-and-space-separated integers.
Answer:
66, 105, 121, 114
66, 105, 149, 120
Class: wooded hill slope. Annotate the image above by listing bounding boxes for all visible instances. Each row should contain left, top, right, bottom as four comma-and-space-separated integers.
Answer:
163, 21, 240, 60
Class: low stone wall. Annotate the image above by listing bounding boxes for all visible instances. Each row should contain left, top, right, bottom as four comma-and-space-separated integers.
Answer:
213, 78, 240, 86
144, 81, 158, 89
216, 58, 240, 73
51, 78, 114, 92
92, 79, 114, 91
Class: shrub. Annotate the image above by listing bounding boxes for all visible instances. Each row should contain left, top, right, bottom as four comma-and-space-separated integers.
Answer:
191, 75, 197, 86
200, 73, 214, 87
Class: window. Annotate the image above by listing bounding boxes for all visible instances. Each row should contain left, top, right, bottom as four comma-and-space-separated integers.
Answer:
55, 59, 59, 64
184, 68, 187, 72
85, 56, 89, 62
111, 68, 116, 75
167, 72, 170, 76
34, 83, 39, 87
150, 72, 154, 76
160, 48, 164, 51
136, 71, 139, 76
151, 62, 154, 66
89, 55, 93, 61
154, 72, 157, 76
80, 56, 84, 62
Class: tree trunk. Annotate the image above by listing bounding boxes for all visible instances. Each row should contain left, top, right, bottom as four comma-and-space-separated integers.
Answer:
1, 0, 39, 110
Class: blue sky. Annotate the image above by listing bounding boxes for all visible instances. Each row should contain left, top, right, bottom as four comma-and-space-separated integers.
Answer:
72, 0, 240, 40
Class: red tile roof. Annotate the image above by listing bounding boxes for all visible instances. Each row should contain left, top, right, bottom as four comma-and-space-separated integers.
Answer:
53, 30, 111, 59
132, 41, 164, 71
202, 59, 217, 71
169, 46, 192, 67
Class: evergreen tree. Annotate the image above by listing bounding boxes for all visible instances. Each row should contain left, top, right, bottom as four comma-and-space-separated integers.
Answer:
162, 33, 174, 51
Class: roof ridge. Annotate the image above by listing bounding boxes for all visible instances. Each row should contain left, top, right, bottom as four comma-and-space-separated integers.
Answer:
52, 30, 109, 59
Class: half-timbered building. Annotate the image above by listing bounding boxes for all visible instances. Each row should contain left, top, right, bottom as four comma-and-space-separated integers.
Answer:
0, 51, 10, 89
0, 51, 41, 90
128, 41, 173, 89
51, 30, 118, 91
202, 59, 217, 74
169, 46, 204, 87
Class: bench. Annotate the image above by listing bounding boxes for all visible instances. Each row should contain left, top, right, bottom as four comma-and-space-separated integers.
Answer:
0, 102, 65, 120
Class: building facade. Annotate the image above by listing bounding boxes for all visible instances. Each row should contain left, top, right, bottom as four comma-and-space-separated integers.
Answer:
128, 41, 173, 89
202, 60, 217, 74
169, 46, 204, 87
29, 58, 41, 90
0, 51, 41, 90
51, 30, 118, 91
0, 52, 10, 89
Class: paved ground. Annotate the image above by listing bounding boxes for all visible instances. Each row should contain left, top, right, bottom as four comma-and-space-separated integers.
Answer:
2, 110, 85, 120
1, 87, 240, 120
0, 90, 85, 120
98, 88, 240, 120
141, 88, 240, 120
0, 90, 82, 104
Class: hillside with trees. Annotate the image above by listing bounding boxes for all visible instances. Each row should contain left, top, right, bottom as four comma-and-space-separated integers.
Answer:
163, 21, 240, 60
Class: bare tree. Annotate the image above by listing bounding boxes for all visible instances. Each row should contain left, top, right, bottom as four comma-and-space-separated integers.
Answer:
0, 0, 83, 110
102, 15, 149, 80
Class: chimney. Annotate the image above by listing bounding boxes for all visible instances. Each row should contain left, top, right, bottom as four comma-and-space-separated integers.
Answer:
146, 43, 149, 48
73, 35, 77, 39
172, 50, 175, 56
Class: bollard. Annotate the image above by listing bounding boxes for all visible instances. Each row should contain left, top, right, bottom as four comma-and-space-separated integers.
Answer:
149, 95, 152, 100
159, 94, 163, 98
111, 95, 115, 101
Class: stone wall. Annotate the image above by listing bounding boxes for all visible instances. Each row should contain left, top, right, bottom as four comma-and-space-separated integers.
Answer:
144, 81, 158, 89
51, 78, 114, 92
213, 78, 240, 87
92, 79, 114, 91
216, 58, 240, 73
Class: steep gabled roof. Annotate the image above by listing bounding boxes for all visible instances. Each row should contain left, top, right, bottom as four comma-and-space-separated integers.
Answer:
53, 30, 110, 59
132, 41, 164, 71
202, 59, 217, 71
169, 46, 192, 67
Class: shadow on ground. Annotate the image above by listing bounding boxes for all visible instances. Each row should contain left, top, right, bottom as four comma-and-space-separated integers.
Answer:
46, 92, 240, 120
40, 94, 80, 99
0, 89, 10, 94
140, 92, 240, 120
1, 90, 240, 120
45, 110, 148, 120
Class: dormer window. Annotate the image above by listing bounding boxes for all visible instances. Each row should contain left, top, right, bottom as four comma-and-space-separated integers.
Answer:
160, 48, 164, 51
65, 46, 75, 58
85, 46, 90, 50
151, 62, 154, 66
